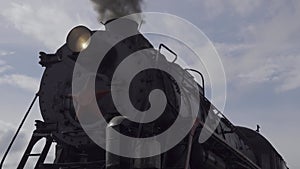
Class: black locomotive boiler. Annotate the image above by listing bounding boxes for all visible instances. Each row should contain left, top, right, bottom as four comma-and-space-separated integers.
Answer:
1, 18, 289, 169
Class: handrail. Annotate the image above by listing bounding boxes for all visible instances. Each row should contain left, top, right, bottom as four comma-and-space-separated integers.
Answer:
185, 68, 205, 96
158, 43, 178, 63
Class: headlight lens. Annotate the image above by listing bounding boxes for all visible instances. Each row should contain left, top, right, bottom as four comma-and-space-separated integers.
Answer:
66, 26, 91, 52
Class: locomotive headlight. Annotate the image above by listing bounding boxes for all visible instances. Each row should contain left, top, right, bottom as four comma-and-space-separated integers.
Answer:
66, 25, 91, 52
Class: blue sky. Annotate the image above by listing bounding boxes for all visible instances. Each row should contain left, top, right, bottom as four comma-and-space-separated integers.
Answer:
0, 0, 299, 168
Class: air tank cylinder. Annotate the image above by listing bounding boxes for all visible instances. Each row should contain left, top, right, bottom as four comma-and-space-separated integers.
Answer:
106, 116, 161, 169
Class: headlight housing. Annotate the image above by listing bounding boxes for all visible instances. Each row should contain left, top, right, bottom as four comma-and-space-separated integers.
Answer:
66, 26, 91, 52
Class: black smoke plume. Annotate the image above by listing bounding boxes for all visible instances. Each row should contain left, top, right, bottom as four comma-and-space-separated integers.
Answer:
90, 0, 144, 23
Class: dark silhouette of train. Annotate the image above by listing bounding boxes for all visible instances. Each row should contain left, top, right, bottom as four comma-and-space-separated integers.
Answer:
1, 18, 289, 169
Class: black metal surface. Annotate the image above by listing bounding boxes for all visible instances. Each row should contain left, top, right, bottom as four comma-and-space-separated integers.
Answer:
40, 161, 105, 169
236, 126, 289, 169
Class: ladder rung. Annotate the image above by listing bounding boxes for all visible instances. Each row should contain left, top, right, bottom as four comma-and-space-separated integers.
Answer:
26, 153, 41, 157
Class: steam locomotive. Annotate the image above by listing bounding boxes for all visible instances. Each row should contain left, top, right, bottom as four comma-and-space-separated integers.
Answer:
1, 18, 289, 169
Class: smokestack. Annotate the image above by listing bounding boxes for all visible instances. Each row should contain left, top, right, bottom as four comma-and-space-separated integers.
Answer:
90, 0, 143, 24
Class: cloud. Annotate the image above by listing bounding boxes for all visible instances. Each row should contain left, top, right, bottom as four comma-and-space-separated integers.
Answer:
0, 74, 39, 92
217, 43, 300, 93
244, 1, 300, 56
0, 123, 27, 154
212, 1, 300, 93
228, 0, 262, 16
0, 50, 15, 56
0, 51, 38, 92
0, 121, 27, 156
0, 0, 99, 51
0, 59, 12, 73
199, 0, 262, 19
274, 58, 300, 92
0, 56, 13, 76
0, 65, 13, 74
